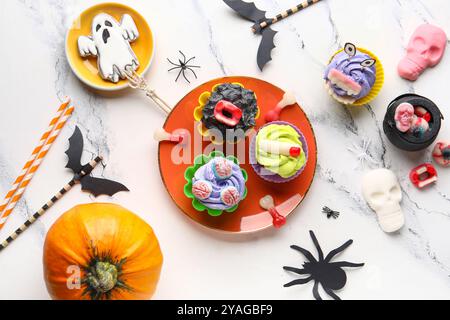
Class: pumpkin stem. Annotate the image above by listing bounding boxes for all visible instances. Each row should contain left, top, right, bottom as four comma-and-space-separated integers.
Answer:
86, 261, 118, 294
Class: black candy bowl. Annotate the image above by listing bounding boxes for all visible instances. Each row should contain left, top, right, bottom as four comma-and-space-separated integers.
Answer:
383, 94, 444, 152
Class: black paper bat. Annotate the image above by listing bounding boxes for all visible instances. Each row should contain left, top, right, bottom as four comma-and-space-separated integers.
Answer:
223, 0, 323, 71
65, 126, 129, 197
0, 126, 129, 252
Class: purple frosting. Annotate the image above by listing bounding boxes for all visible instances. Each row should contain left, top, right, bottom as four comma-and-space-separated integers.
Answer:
324, 50, 376, 100
192, 157, 246, 210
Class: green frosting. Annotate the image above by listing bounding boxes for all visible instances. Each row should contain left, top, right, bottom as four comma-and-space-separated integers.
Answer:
256, 124, 306, 178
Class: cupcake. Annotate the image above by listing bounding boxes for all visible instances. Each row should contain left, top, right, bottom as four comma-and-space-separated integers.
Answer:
383, 94, 444, 151
193, 83, 259, 144
250, 121, 308, 183
184, 151, 248, 216
324, 43, 384, 106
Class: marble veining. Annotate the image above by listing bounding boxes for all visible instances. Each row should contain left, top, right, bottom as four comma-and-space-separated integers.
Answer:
0, 0, 448, 299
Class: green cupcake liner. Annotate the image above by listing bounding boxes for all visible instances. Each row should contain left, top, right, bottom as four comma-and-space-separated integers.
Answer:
184, 151, 248, 217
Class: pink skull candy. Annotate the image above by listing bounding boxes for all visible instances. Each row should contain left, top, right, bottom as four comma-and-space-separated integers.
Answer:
398, 24, 447, 81
394, 103, 415, 132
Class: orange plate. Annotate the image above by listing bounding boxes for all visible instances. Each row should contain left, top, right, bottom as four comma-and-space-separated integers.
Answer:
65, 2, 154, 91
159, 77, 317, 233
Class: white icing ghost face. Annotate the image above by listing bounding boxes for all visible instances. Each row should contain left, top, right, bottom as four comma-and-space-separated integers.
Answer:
92, 14, 122, 46
78, 13, 140, 83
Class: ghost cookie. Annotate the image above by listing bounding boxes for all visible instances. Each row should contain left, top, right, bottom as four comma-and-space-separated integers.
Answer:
78, 13, 140, 83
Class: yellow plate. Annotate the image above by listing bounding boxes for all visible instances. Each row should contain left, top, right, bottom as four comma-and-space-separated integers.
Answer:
65, 2, 154, 91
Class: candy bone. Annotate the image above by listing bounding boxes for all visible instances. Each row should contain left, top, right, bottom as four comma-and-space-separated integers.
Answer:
398, 24, 447, 81
259, 140, 302, 157
259, 195, 286, 229
265, 92, 297, 122
153, 128, 189, 145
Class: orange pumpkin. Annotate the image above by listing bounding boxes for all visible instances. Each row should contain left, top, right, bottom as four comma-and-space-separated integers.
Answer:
43, 203, 163, 300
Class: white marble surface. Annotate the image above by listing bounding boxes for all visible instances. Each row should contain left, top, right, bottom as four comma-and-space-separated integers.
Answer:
0, 0, 449, 300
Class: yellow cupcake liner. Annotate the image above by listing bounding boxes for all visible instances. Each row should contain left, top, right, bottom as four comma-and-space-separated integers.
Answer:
326, 47, 384, 107
193, 82, 260, 145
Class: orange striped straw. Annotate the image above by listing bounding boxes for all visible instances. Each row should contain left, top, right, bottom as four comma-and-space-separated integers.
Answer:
0, 99, 74, 229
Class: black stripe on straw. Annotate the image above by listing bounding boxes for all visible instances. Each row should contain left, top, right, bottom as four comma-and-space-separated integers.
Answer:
6, 237, 14, 243
33, 213, 40, 219
24, 220, 32, 227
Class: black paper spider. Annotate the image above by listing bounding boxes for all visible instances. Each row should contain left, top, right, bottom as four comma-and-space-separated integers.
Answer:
283, 231, 364, 300
167, 51, 200, 83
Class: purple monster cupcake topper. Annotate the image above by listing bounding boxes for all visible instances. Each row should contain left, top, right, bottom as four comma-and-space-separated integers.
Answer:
325, 43, 377, 104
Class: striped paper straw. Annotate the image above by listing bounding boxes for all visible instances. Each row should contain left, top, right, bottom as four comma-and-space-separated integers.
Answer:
0, 100, 74, 229
0, 157, 102, 252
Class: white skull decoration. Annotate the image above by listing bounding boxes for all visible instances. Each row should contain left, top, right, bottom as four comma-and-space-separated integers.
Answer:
362, 169, 404, 233
398, 24, 447, 81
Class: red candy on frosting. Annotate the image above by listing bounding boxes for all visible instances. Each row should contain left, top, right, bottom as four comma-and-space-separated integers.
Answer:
221, 187, 241, 207
192, 180, 213, 200
214, 100, 243, 127
213, 157, 233, 180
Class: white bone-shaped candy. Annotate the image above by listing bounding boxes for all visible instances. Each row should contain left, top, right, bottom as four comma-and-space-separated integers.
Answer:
77, 13, 140, 83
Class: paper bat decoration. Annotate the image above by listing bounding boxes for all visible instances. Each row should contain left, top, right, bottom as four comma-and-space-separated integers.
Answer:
223, 0, 323, 71
66, 126, 129, 197
0, 126, 129, 252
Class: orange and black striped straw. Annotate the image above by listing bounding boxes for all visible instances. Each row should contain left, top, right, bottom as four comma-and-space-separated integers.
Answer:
252, 0, 322, 33
0, 157, 102, 252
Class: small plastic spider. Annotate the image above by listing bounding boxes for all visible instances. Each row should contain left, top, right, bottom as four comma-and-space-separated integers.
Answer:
322, 206, 340, 219
283, 230, 364, 300
167, 51, 200, 83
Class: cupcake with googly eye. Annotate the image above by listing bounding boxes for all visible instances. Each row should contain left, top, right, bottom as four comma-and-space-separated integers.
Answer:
324, 43, 384, 106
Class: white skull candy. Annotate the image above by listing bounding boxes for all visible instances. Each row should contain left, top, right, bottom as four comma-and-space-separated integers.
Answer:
362, 169, 404, 233
398, 24, 447, 81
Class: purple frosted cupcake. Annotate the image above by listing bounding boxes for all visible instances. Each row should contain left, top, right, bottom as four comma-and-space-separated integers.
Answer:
250, 121, 308, 183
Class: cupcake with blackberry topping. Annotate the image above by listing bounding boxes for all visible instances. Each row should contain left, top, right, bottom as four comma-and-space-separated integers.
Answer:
194, 83, 259, 144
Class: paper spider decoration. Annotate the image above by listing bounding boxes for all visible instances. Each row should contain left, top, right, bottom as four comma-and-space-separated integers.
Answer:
283, 231, 364, 300
167, 51, 200, 83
